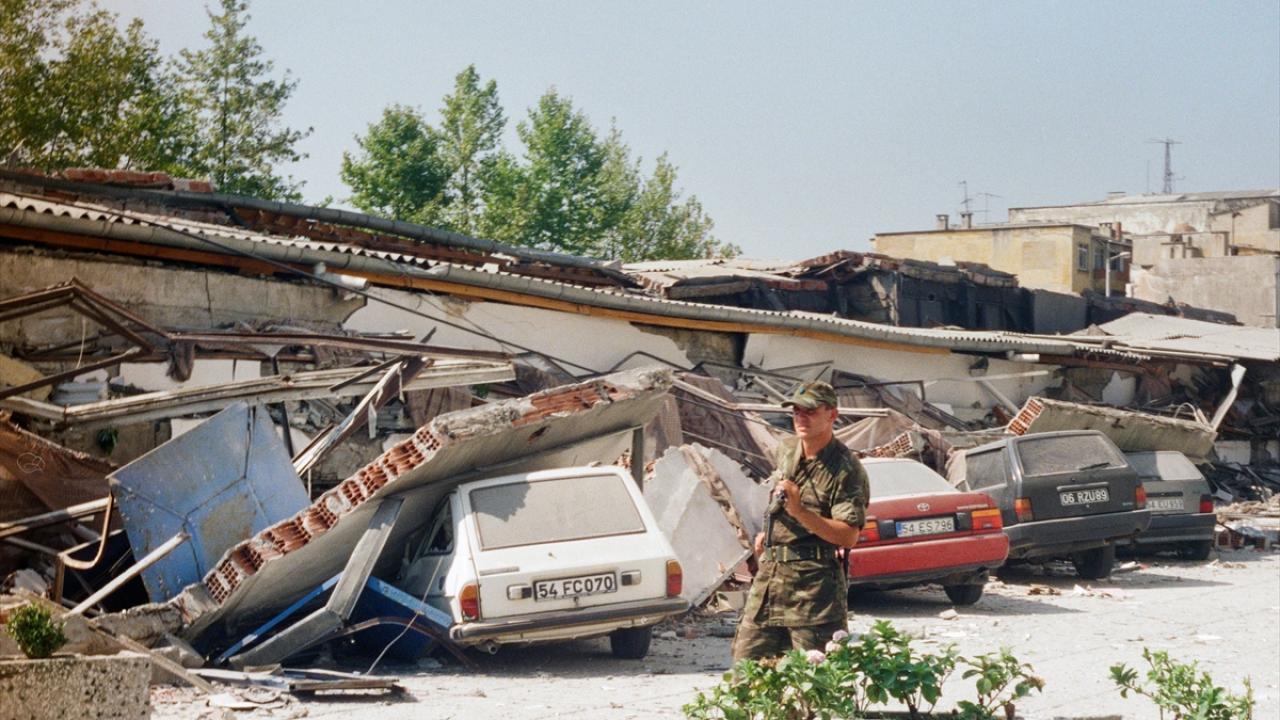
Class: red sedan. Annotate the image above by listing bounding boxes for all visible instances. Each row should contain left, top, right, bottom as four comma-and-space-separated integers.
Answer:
847, 458, 1009, 605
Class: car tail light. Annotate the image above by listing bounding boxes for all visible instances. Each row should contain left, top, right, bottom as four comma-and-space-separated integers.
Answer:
1199, 495, 1214, 514
1014, 498, 1033, 523
459, 582, 481, 621
1135, 485, 1147, 509
665, 560, 683, 598
858, 516, 880, 544
970, 507, 1003, 530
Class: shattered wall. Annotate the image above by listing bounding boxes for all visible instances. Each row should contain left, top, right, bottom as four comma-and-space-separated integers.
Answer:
0, 247, 365, 347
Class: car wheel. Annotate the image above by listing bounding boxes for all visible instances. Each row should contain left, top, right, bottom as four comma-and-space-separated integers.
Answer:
943, 583, 984, 606
1071, 544, 1115, 580
1177, 540, 1214, 561
610, 626, 653, 659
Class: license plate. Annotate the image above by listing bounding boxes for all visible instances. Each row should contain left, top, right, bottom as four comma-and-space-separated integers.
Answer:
1060, 488, 1110, 505
534, 572, 617, 601
896, 517, 955, 537
1148, 496, 1184, 512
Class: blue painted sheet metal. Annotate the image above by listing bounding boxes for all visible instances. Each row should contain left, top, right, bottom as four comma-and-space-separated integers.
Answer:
109, 402, 309, 602
351, 577, 452, 660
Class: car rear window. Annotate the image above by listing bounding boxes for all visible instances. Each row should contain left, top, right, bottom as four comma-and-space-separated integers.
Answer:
1016, 435, 1126, 476
1125, 452, 1202, 481
469, 474, 647, 550
865, 461, 954, 499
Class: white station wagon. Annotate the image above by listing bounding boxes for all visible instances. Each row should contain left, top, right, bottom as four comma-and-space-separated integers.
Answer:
397, 466, 688, 658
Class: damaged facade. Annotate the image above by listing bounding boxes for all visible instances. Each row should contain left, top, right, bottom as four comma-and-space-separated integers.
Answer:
1, 167, 1278, 692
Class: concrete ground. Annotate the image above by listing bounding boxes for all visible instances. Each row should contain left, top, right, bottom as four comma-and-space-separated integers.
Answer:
152, 548, 1279, 719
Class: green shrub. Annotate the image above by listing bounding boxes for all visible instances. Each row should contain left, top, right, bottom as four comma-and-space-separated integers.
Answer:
683, 620, 1042, 720
1110, 648, 1254, 720
4, 603, 67, 659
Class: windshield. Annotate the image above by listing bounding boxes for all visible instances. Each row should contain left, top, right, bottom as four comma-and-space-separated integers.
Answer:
1125, 452, 1203, 481
470, 474, 646, 550
865, 461, 955, 499
1016, 434, 1126, 476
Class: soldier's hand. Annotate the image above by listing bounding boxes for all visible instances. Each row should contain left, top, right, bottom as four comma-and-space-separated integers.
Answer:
778, 479, 803, 517
753, 532, 765, 556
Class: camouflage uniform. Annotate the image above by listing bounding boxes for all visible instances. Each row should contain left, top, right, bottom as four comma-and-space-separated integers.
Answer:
732, 416, 870, 661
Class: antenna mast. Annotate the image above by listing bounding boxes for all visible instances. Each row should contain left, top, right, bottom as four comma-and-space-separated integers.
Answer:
1147, 137, 1181, 193
958, 180, 973, 214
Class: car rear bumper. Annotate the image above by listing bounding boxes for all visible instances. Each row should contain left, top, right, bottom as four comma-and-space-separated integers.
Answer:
848, 533, 1009, 587
1005, 509, 1151, 560
1119, 512, 1216, 545
449, 596, 689, 644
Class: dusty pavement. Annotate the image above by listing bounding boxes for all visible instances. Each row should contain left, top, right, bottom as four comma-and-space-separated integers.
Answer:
152, 548, 1279, 719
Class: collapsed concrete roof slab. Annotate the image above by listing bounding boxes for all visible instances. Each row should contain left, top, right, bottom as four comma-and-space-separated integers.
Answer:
170, 367, 674, 645
1007, 396, 1217, 463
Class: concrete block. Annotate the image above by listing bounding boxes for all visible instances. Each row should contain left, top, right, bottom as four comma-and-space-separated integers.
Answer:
0, 651, 151, 719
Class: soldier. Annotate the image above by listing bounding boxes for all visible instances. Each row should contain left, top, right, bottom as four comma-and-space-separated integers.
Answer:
732, 380, 870, 662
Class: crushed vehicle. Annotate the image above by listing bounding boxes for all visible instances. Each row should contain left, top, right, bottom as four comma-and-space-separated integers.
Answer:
958, 430, 1151, 580
398, 466, 688, 659
847, 458, 1009, 606
1119, 450, 1217, 560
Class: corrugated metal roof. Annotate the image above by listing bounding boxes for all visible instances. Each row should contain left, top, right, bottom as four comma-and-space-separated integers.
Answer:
7, 189, 1192, 360
1086, 314, 1280, 362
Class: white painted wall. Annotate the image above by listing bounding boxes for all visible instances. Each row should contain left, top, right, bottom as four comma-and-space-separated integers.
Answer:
343, 287, 697, 375
118, 359, 261, 392
743, 334, 1059, 420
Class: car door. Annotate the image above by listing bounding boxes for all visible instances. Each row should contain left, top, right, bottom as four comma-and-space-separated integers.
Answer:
398, 493, 464, 615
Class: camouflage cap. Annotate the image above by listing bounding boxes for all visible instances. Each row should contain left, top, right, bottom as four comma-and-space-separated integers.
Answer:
782, 381, 838, 410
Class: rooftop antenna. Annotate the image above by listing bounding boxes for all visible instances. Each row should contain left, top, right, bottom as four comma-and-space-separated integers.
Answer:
976, 192, 1002, 224
958, 180, 973, 214
1147, 137, 1181, 193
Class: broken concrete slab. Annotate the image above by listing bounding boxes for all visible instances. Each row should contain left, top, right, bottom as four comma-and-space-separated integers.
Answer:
0, 651, 152, 720
1006, 396, 1218, 463
645, 444, 769, 606
171, 367, 674, 648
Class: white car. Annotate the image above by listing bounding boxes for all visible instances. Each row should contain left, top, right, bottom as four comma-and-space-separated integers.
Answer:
397, 466, 688, 658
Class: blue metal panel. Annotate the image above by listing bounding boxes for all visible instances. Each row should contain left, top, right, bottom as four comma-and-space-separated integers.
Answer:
109, 402, 309, 602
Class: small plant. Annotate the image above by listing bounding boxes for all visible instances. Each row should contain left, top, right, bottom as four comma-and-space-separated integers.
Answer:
684, 621, 1041, 719
4, 603, 67, 659
956, 649, 1044, 720
1110, 648, 1254, 720
851, 621, 956, 716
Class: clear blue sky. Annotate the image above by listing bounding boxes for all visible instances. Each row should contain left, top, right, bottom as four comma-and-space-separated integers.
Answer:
104, 1, 1280, 259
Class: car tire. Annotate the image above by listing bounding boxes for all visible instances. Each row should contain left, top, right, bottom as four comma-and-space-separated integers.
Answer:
610, 626, 652, 659
1072, 544, 1115, 580
943, 583, 984, 606
1177, 540, 1214, 561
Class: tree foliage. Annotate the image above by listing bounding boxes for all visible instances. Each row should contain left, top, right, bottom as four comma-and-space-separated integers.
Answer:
0, 0, 193, 172
340, 105, 448, 225
437, 65, 506, 235
177, 0, 309, 200
343, 76, 735, 262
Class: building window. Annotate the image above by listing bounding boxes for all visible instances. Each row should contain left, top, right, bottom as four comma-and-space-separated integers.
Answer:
1094, 248, 1106, 270
1077, 244, 1089, 271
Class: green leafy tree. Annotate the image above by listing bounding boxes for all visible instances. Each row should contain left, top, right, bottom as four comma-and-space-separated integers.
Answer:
176, 0, 309, 200
340, 105, 449, 224
0, 0, 194, 172
437, 65, 506, 235
612, 153, 732, 262
506, 89, 609, 255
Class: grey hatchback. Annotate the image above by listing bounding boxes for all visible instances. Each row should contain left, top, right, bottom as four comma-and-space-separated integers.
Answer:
959, 431, 1152, 580
1119, 450, 1217, 560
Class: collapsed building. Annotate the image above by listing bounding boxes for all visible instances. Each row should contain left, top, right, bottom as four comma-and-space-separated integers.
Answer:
1, 167, 1277, 684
